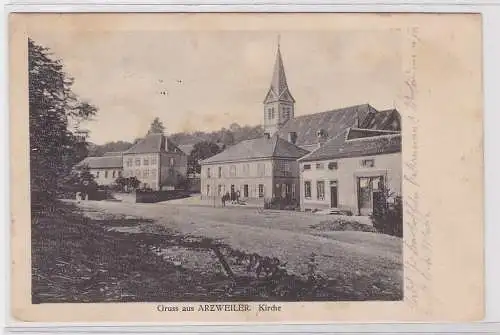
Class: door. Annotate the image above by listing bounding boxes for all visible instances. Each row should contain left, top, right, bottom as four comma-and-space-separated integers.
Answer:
243, 184, 249, 198
357, 176, 384, 215
330, 181, 338, 208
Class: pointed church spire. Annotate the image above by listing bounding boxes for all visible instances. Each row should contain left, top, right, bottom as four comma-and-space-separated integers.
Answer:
265, 36, 295, 104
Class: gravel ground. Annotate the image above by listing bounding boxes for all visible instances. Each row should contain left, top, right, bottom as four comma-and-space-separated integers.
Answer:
74, 200, 403, 299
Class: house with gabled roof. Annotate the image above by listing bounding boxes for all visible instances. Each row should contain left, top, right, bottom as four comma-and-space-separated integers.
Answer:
75, 154, 124, 186
298, 128, 401, 215
122, 133, 187, 191
200, 134, 308, 201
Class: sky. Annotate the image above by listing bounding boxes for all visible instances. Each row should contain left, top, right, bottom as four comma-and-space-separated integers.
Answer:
31, 29, 402, 144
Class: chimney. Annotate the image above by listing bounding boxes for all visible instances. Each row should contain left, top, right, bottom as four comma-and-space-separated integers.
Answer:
354, 113, 360, 128
264, 132, 271, 139
288, 131, 297, 144
316, 129, 327, 147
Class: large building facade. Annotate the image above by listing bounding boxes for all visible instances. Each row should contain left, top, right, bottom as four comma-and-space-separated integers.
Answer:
200, 135, 308, 202
122, 133, 187, 191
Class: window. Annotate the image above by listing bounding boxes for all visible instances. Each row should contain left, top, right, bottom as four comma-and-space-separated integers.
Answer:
206, 185, 210, 196
169, 158, 175, 166
135, 169, 140, 177
135, 158, 141, 166
277, 160, 291, 176
207, 168, 211, 178
281, 184, 287, 198
112, 170, 116, 178
316, 163, 324, 170
328, 162, 338, 170
361, 159, 375, 168
96, 171, 100, 178
104, 170, 109, 178
268, 108, 275, 119
317, 181, 325, 200
258, 184, 264, 198
143, 158, 149, 166
218, 184, 222, 195
118, 171, 122, 177
283, 107, 290, 119
244, 184, 249, 197
143, 170, 149, 178
218, 167, 222, 178
292, 184, 296, 199
230, 165, 236, 177
303, 164, 311, 170
242, 164, 250, 176
257, 163, 266, 177
151, 157, 157, 165
304, 181, 311, 198
151, 169, 156, 177
127, 159, 133, 167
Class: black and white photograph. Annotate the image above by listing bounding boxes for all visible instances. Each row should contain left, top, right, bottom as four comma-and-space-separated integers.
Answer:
28, 25, 403, 304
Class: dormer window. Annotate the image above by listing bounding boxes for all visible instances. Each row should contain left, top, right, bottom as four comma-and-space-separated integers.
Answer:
328, 162, 338, 170
361, 159, 375, 168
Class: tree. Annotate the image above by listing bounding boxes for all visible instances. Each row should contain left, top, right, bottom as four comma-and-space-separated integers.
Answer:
115, 176, 141, 192
87, 140, 133, 157
29, 38, 97, 205
147, 117, 165, 135
61, 165, 98, 197
188, 141, 223, 174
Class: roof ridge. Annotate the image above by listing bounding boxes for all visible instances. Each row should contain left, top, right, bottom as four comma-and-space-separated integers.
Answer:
298, 128, 348, 162
292, 103, 374, 120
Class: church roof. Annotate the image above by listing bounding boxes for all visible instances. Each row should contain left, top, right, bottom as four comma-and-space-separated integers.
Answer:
299, 129, 401, 162
124, 133, 184, 155
263, 44, 295, 104
200, 134, 309, 164
276, 104, 374, 147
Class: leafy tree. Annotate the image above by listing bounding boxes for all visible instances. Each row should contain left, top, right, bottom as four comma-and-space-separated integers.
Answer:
147, 117, 165, 135
188, 141, 223, 174
29, 38, 97, 205
87, 140, 133, 157
169, 123, 263, 147
61, 165, 98, 195
115, 176, 141, 192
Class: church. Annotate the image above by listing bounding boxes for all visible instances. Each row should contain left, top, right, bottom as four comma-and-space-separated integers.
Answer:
200, 40, 402, 214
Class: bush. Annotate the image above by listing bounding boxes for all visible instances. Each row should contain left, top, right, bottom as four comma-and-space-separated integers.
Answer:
263, 197, 299, 211
371, 193, 402, 237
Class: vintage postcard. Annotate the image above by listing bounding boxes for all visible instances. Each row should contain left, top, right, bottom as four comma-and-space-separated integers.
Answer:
10, 13, 483, 323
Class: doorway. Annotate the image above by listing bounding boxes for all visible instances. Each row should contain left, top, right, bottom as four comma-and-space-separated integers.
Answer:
357, 176, 384, 216
330, 181, 338, 208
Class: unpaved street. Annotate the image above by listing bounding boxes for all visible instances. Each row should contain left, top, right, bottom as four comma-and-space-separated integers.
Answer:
76, 200, 403, 298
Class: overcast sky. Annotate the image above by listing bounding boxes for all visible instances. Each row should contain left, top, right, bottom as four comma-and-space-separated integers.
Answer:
31, 30, 402, 144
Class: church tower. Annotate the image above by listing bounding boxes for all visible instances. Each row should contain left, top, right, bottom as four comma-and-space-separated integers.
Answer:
263, 38, 295, 137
